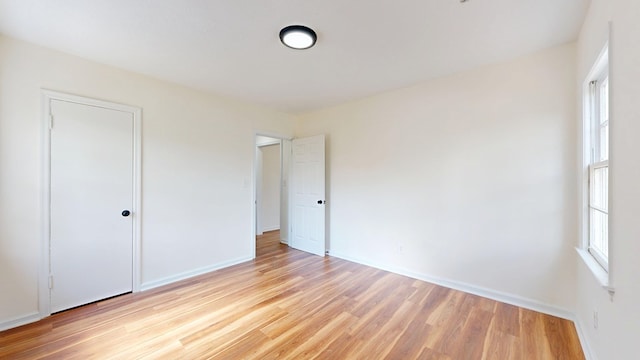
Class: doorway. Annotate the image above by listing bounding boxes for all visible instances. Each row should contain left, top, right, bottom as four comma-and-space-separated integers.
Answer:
253, 133, 326, 258
254, 133, 291, 256
256, 137, 281, 236
255, 135, 289, 254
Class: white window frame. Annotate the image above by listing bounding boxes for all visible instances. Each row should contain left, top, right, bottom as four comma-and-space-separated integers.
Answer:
587, 69, 609, 271
579, 44, 613, 293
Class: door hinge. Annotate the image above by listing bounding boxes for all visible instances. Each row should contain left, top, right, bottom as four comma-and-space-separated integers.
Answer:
48, 275, 54, 289
49, 113, 54, 130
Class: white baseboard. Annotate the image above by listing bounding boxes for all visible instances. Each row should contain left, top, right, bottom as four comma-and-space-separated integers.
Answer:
573, 317, 597, 360
262, 226, 280, 233
0, 312, 41, 332
328, 251, 574, 319
140, 256, 252, 291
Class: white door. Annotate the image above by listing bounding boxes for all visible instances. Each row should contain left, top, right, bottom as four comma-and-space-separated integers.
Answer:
291, 135, 326, 256
50, 99, 134, 313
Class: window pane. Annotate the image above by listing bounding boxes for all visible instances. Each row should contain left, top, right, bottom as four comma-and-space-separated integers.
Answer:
590, 208, 609, 258
591, 166, 608, 211
599, 77, 609, 124
600, 124, 608, 161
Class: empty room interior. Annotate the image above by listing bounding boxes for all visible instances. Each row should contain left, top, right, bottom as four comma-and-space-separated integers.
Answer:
0, 0, 639, 359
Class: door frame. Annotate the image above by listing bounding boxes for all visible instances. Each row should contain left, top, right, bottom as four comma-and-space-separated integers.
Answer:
40, 89, 142, 318
252, 132, 291, 259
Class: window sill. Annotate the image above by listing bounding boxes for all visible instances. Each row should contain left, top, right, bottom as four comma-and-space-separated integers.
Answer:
576, 248, 615, 295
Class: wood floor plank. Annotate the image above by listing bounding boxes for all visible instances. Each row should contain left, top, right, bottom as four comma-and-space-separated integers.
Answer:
343, 283, 417, 358
384, 315, 433, 359
543, 313, 585, 360
312, 333, 358, 360
494, 302, 522, 337
521, 308, 555, 359
417, 347, 454, 360
425, 291, 469, 354
286, 311, 358, 359
354, 300, 418, 359
0, 230, 585, 359
482, 326, 523, 360
452, 307, 494, 359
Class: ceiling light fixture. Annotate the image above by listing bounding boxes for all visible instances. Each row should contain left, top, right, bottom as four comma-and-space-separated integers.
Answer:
279, 25, 317, 50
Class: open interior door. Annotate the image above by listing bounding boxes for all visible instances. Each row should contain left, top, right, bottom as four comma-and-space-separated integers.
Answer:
290, 135, 326, 256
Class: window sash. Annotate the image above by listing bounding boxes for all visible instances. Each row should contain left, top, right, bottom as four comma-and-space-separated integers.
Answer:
588, 160, 609, 270
591, 75, 609, 163
588, 219, 609, 270
589, 161, 608, 213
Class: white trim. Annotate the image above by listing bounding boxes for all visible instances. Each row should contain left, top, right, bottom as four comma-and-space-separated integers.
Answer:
254, 130, 294, 142
140, 256, 252, 291
261, 226, 280, 232
132, 104, 142, 293
281, 138, 292, 248
576, 248, 614, 295
0, 312, 41, 332
257, 139, 281, 147
574, 316, 598, 360
584, 46, 609, 90
328, 250, 574, 320
39, 92, 52, 318
40, 89, 142, 320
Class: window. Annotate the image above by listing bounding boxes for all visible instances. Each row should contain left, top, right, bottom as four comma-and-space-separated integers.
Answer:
585, 49, 609, 271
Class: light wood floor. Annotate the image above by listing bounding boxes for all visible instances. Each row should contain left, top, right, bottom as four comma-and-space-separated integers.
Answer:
0, 230, 584, 359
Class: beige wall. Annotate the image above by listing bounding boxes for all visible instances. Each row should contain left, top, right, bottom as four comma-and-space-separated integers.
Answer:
296, 44, 578, 313
575, 0, 640, 358
0, 35, 295, 328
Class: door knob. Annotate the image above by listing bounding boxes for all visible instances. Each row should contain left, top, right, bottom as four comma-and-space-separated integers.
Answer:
122, 210, 131, 217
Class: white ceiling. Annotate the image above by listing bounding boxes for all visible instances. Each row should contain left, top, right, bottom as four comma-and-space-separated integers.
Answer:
0, 0, 589, 113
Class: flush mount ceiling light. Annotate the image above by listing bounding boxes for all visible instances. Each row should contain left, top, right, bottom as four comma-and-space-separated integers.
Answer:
279, 25, 317, 50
